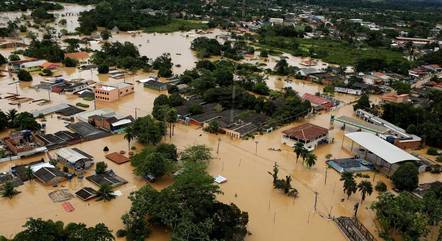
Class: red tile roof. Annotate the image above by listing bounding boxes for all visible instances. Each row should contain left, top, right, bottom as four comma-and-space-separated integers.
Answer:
282, 123, 328, 142
302, 93, 331, 106
105, 152, 129, 164
64, 52, 89, 60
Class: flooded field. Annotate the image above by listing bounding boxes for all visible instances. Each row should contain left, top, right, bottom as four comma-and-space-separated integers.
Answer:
1, 3, 440, 241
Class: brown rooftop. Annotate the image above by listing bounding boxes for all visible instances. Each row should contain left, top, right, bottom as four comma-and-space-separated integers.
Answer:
105, 152, 129, 164
282, 123, 328, 142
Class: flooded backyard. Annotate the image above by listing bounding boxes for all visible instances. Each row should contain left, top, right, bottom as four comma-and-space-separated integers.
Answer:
1, 3, 440, 241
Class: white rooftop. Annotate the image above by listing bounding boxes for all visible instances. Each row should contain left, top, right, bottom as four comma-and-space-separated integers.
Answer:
111, 118, 132, 127
57, 148, 90, 164
30, 162, 54, 172
345, 132, 420, 164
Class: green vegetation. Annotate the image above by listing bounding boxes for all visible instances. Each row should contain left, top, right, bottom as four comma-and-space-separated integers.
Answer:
340, 172, 357, 199
126, 160, 248, 241
131, 145, 176, 180
257, 35, 406, 67
382, 90, 442, 148
0, 54, 6, 65
0, 110, 40, 131
144, 19, 207, 33
392, 162, 419, 191
91, 42, 150, 71
375, 181, 387, 193
1, 181, 19, 199
75, 102, 89, 108
24, 37, 64, 63
95, 161, 108, 174
372, 184, 442, 241
152, 53, 173, 77
96, 184, 116, 202
17, 69, 33, 82
268, 162, 298, 197
131, 115, 166, 145
353, 94, 370, 111
0, 0, 63, 12
4, 218, 114, 241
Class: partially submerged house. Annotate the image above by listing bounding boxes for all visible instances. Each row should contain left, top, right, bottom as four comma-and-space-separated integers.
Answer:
2, 131, 47, 157
33, 164, 66, 186
88, 115, 134, 133
302, 93, 334, 111
86, 170, 128, 188
281, 123, 329, 151
75, 187, 97, 201
144, 79, 168, 91
54, 148, 94, 174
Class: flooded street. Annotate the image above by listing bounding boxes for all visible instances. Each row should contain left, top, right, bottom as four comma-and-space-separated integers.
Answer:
1, 3, 440, 241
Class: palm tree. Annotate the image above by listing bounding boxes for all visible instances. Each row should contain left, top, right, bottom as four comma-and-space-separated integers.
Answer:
7, 109, 17, 127
357, 180, 373, 203
340, 172, 357, 199
25, 166, 33, 182
96, 184, 116, 202
294, 142, 305, 163
304, 152, 317, 168
166, 108, 177, 138
123, 125, 135, 153
1, 181, 19, 199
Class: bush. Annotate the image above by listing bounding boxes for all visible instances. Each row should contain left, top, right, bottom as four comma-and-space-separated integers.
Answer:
392, 162, 419, 191
9, 54, 20, 61
103, 146, 109, 152
75, 102, 89, 108
437, 155, 442, 163
0, 54, 6, 65
375, 181, 387, 193
427, 147, 438, 155
116, 229, 127, 237
17, 69, 33, 81
97, 64, 109, 74
95, 161, 107, 174
63, 57, 78, 67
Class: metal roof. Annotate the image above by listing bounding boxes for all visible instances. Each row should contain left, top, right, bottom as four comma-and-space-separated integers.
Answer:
56, 148, 90, 164
345, 132, 420, 164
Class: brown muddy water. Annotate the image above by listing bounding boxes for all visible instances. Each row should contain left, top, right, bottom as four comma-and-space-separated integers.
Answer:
1, 3, 441, 241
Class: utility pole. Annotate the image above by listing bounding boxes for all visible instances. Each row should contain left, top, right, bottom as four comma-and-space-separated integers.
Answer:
47, 89, 51, 101
255, 140, 258, 155
314, 191, 318, 212
134, 108, 138, 119
217, 137, 221, 155
324, 166, 328, 185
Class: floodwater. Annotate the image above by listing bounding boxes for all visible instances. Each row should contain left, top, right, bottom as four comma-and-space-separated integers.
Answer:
1, 3, 441, 241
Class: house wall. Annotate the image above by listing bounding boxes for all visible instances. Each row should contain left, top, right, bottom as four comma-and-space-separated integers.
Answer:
281, 134, 329, 150
394, 139, 421, 150
95, 84, 134, 102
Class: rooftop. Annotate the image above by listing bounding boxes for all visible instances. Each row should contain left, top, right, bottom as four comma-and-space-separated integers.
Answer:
282, 123, 329, 142
302, 93, 332, 106
345, 132, 420, 165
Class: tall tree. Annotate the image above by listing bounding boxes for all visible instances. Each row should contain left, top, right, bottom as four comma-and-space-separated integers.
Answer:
165, 108, 177, 138
1, 181, 19, 198
304, 152, 317, 168
340, 172, 357, 199
123, 125, 135, 152
293, 142, 305, 163
96, 184, 116, 202
357, 180, 373, 202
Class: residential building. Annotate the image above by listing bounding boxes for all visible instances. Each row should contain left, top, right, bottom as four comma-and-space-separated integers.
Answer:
88, 115, 134, 133
380, 93, 409, 104
95, 83, 134, 102
144, 79, 168, 91
32, 163, 66, 186
302, 93, 334, 110
281, 123, 329, 151
54, 148, 94, 173
2, 131, 47, 157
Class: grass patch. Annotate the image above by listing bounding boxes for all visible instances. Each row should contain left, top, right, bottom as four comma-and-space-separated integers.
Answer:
257, 36, 405, 66
76, 102, 89, 108
144, 19, 208, 33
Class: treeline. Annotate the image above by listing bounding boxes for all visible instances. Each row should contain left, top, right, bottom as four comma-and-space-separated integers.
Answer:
0, 218, 114, 241
0, 0, 62, 12
381, 90, 442, 148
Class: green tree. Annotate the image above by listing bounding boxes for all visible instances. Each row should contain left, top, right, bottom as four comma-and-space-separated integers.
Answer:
340, 172, 357, 199
96, 184, 116, 202
97, 64, 109, 74
1, 181, 19, 198
17, 69, 32, 81
132, 115, 165, 145
180, 145, 212, 163
95, 161, 108, 174
124, 125, 135, 152
100, 30, 111, 40
121, 213, 150, 241
294, 142, 306, 162
274, 58, 289, 75
375, 181, 387, 193
392, 162, 418, 191
133, 152, 172, 179
303, 152, 317, 168
63, 57, 78, 67
205, 120, 220, 133
357, 180, 373, 202
165, 108, 177, 138
353, 94, 370, 111
25, 166, 33, 182
0, 53, 7, 65
9, 54, 20, 61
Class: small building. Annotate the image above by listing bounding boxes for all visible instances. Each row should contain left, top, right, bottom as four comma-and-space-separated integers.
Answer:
86, 170, 128, 188
380, 93, 409, 104
55, 148, 94, 173
41, 62, 60, 70
33, 167, 66, 186
269, 18, 284, 25
302, 93, 334, 111
343, 132, 421, 176
105, 152, 129, 164
144, 79, 168, 91
75, 187, 97, 201
282, 123, 329, 151
88, 115, 134, 133
18, 60, 47, 72
2, 131, 47, 157
95, 83, 134, 102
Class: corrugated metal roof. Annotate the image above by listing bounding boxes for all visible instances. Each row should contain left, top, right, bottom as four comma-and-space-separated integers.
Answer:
345, 132, 420, 164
